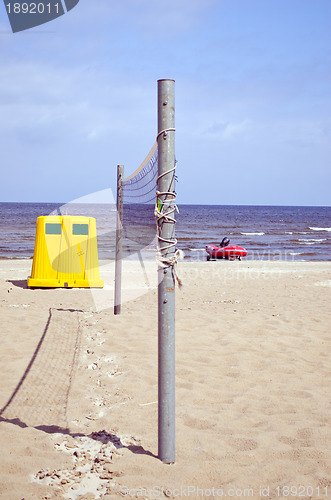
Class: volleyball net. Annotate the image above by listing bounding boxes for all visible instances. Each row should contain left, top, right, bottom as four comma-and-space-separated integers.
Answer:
120, 142, 159, 258
113, 142, 160, 314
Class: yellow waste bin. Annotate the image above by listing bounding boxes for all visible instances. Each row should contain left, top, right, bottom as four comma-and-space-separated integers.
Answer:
27, 215, 104, 288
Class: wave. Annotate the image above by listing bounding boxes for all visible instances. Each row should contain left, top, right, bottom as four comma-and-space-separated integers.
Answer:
298, 238, 327, 245
309, 227, 331, 232
177, 237, 198, 241
289, 252, 304, 256
0, 256, 32, 260
240, 232, 265, 236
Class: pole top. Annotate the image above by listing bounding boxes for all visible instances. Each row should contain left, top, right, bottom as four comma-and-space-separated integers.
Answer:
157, 79, 175, 83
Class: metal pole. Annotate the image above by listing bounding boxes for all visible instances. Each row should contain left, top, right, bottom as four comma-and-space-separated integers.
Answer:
114, 164, 124, 315
157, 79, 176, 464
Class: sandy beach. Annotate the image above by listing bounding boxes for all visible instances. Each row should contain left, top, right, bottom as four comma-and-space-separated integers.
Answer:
0, 258, 330, 499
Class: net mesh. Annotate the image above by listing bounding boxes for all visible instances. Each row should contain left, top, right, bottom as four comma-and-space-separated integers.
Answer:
121, 143, 158, 257
123, 143, 158, 204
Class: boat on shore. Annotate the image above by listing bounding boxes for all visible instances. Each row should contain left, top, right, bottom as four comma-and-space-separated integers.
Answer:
206, 237, 247, 261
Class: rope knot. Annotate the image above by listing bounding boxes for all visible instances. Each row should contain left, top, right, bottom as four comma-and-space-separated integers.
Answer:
157, 249, 185, 288
154, 158, 184, 288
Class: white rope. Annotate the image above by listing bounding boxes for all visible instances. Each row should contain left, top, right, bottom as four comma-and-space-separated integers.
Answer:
154, 155, 183, 288
156, 128, 176, 142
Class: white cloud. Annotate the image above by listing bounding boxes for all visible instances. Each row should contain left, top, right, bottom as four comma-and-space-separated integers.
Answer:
0, 61, 155, 144
203, 119, 251, 141
1, 0, 330, 205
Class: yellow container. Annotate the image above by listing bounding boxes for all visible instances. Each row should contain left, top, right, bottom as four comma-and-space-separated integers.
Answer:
28, 216, 104, 288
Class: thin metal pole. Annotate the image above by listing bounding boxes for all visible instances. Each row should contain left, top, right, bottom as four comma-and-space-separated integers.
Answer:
157, 79, 176, 464
114, 164, 124, 315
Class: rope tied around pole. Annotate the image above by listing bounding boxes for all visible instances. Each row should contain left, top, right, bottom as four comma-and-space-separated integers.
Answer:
156, 127, 176, 141
154, 153, 184, 288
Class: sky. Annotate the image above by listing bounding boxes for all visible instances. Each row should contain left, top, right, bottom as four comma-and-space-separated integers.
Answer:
0, 0, 330, 206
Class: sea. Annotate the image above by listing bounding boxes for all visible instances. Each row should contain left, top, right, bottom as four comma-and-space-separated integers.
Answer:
0, 202, 330, 262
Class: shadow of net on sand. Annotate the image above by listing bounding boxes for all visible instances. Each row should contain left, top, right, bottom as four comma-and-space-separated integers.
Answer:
0, 308, 82, 433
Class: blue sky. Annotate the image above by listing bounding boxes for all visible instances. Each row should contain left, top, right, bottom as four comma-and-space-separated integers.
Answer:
0, 0, 330, 205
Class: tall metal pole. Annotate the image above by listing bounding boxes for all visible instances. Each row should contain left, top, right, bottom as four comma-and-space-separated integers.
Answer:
157, 79, 176, 464
114, 164, 124, 315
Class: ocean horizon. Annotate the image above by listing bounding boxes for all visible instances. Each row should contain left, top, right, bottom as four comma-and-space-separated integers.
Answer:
0, 202, 330, 262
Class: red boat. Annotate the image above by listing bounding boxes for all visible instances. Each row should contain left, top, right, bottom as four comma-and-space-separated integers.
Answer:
205, 238, 247, 261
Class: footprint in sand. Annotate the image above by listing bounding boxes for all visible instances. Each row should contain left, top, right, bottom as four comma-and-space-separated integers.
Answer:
181, 414, 216, 430
227, 437, 258, 451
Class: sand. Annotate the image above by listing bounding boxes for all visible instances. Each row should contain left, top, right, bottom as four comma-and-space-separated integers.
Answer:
0, 258, 330, 499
